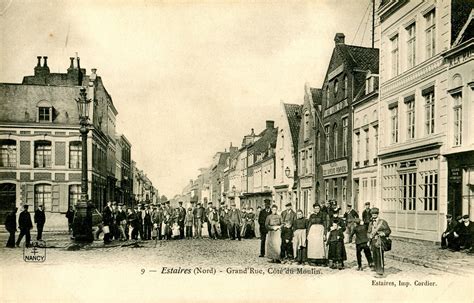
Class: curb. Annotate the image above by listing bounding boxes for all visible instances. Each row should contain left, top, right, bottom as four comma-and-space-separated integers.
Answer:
346, 244, 474, 276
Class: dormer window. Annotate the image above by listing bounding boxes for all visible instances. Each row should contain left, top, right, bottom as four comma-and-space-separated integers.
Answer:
334, 79, 339, 96
365, 74, 379, 94
36, 100, 53, 122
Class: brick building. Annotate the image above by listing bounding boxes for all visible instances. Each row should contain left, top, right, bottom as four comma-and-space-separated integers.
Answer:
316, 33, 379, 214
0, 56, 117, 226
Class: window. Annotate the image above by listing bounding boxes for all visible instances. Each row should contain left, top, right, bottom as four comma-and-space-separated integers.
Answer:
316, 131, 321, 164
38, 107, 52, 122
35, 184, 52, 210
69, 184, 81, 208
325, 180, 329, 201
406, 23, 416, 68
326, 85, 330, 107
382, 164, 398, 211
390, 105, 399, 143
34, 141, 52, 168
362, 178, 368, 201
400, 172, 416, 211
453, 93, 462, 146
425, 10, 436, 59
334, 79, 339, 97
370, 178, 377, 202
69, 142, 82, 169
333, 124, 338, 159
305, 150, 309, 174
300, 151, 305, 175
0, 140, 16, 168
420, 157, 438, 211
391, 34, 399, 77
344, 76, 348, 98
308, 148, 313, 174
365, 129, 370, 162
355, 132, 360, 163
424, 91, 435, 135
342, 177, 347, 203
406, 98, 415, 139
304, 111, 310, 140
342, 117, 348, 157
374, 126, 379, 158
325, 125, 330, 161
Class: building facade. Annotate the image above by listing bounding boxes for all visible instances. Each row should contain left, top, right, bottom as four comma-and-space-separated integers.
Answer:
273, 102, 302, 210
316, 33, 379, 216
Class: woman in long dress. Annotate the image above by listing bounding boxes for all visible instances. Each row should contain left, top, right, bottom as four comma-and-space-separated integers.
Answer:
292, 210, 308, 264
265, 205, 282, 263
254, 206, 261, 238
307, 204, 327, 266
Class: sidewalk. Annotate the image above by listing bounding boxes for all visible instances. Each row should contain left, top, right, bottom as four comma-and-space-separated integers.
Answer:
346, 237, 474, 275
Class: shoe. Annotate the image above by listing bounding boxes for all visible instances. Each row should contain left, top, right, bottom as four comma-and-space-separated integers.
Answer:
275, 260, 281, 264
357, 267, 362, 271
369, 263, 374, 268
259, 255, 264, 258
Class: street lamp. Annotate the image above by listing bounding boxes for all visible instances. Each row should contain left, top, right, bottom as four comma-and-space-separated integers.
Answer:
72, 87, 93, 243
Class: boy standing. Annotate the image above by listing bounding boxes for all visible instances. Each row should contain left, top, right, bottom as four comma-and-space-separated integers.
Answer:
350, 218, 374, 270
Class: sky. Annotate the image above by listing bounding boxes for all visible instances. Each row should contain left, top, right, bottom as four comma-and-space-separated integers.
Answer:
0, 0, 374, 197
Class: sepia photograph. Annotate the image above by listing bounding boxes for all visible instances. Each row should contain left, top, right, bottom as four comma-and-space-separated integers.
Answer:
0, 0, 473, 302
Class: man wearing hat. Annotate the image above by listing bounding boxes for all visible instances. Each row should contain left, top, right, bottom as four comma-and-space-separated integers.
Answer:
219, 202, 228, 239
228, 202, 242, 240
343, 204, 359, 243
102, 201, 113, 244
5, 207, 18, 248
34, 204, 46, 241
457, 215, 473, 251
16, 204, 33, 247
280, 202, 296, 259
362, 202, 372, 228
116, 204, 127, 241
441, 214, 458, 250
193, 202, 205, 239
258, 199, 272, 257
368, 207, 391, 277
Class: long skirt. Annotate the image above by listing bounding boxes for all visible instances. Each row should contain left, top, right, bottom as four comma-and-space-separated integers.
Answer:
266, 229, 281, 260
293, 229, 307, 257
327, 240, 347, 262
307, 224, 326, 260
255, 220, 260, 238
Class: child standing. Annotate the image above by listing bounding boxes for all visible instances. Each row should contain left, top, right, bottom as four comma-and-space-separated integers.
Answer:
292, 210, 308, 265
326, 219, 347, 270
184, 208, 194, 239
350, 218, 374, 271
280, 222, 294, 261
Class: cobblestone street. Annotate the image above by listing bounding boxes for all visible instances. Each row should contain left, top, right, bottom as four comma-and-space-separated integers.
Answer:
1, 232, 473, 302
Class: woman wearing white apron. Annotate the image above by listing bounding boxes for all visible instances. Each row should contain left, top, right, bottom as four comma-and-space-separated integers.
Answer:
307, 204, 327, 266
265, 204, 282, 263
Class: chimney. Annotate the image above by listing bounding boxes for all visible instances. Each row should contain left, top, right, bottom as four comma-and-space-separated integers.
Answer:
266, 120, 275, 129
334, 33, 345, 45
36, 56, 42, 67
69, 57, 74, 69
42, 56, 48, 67
251, 128, 255, 136
77, 57, 81, 69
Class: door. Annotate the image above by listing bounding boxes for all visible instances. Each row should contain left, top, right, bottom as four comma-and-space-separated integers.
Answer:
0, 183, 16, 223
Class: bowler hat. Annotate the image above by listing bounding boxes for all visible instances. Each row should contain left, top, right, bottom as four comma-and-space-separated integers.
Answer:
371, 207, 379, 214
285, 202, 292, 207
462, 215, 469, 219
456, 215, 462, 220
446, 214, 452, 218
365, 201, 370, 205
264, 199, 271, 205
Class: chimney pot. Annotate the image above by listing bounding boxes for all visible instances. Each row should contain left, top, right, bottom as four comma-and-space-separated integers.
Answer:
266, 120, 275, 129
251, 128, 255, 135
42, 56, 48, 67
334, 33, 345, 45
77, 57, 81, 69
36, 56, 42, 67
69, 57, 74, 68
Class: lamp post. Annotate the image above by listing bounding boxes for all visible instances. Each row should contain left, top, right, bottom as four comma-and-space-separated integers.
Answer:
72, 87, 93, 243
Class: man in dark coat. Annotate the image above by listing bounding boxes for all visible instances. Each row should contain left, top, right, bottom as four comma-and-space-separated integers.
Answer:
441, 214, 458, 250
16, 204, 33, 247
34, 204, 46, 241
362, 202, 372, 228
144, 204, 152, 240
258, 199, 272, 257
343, 204, 359, 243
177, 201, 186, 239
368, 207, 391, 277
102, 201, 113, 244
228, 203, 242, 240
193, 202, 205, 239
350, 218, 373, 270
280, 202, 296, 259
458, 215, 474, 251
219, 202, 228, 239
4, 207, 17, 248
65, 206, 75, 234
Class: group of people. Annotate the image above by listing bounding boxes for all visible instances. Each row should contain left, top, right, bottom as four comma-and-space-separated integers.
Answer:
258, 199, 391, 277
441, 214, 474, 253
4, 204, 46, 248
96, 200, 261, 244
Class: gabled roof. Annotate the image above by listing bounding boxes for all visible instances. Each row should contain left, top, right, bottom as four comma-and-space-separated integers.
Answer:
310, 88, 322, 106
283, 103, 302, 153
248, 126, 278, 163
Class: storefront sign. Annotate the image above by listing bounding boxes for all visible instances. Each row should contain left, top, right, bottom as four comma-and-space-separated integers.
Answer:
300, 177, 313, 188
322, 160, 348, 177
449, 168, 462, 183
